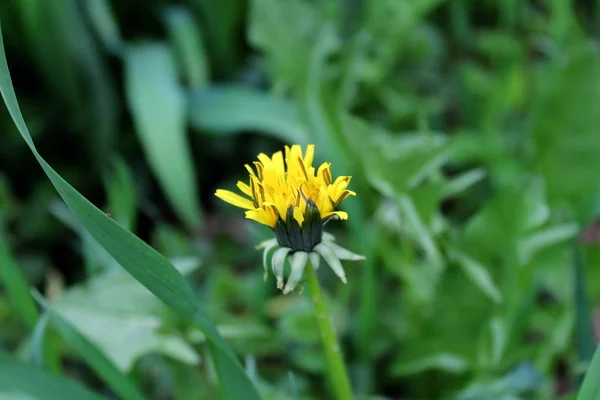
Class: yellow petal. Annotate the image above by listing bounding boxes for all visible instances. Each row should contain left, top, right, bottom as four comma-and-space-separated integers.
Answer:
237, 181, 252, 196
293, 206, 304, 226
257, 153, 272, 167
323, 211, 348, 220
250, 176, 265, 206
335, 190, 356, 205
286, 145, 302, 177
304, 144, 315, 167
317, 162, 332, 185
215, 189, 255, 210
271, 151, 285, 175
332, 175, 351, 190
264, 197, 287, 220
245, 209, 277, 227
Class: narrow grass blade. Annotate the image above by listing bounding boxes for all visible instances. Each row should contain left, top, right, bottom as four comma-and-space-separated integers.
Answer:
188, 86, 308, 144
443, 168, 486, 198
82, 0, 122, 54
577, 345, 600, 400
33, 291, 147, 400
0, 21, 260, 400
0, 221, 38, 328
0, 355, 106, 400
164, 6, 209, 88
398, 194, 442, 267
104, 158, 137, 231
124, 43, 202, 229
574, 243, 595, 384
453, 250, 502, 304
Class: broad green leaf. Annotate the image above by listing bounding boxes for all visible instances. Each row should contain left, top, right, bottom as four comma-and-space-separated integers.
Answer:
188, 86, 308, 144
0, 22, 260, 400
33, 291, 147, 400
248, 0, 324, 93
52, 265, 201, 371
532, 48, 600, 224
0, 355, 105, 400
124, 43, 202, 229
164, 6, 209, 88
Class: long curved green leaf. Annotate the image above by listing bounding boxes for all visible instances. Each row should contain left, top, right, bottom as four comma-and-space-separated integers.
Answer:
0, 355, 105, 400
0, 21, 260, 400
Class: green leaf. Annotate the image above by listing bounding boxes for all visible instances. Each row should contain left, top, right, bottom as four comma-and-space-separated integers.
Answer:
52, 266, 201, 371
104, 158, 137, 231
391, 353, 468, 376
124, 43, 202, 229
443, 168, 486, 198
578, 344, 600, 400
452, 250, 502, 304
0, 222, 38, 328
0, 355, 106, 400
574, 244, 595, 381
397, 194, 442, 267
248, 0, 324, 93
14, 0, 82, 110
164, 6, 209, 88
191, 0, 243, 70
0, 21, 260, 400
33, 291, 147, 400
188, 86, 308, 144
82, 0, 122, 54
518, 223, 578, 265
532, 48, 600, 224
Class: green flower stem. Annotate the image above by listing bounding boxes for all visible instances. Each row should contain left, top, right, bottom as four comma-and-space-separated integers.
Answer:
305, 261, 354, 400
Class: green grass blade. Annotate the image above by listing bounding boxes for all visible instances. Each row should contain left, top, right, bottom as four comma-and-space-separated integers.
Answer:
82, 0, 122, 54
124, 43, 202, 229
0, 355, 106, 400
32, 291, 147, 400
452, 250, 502, 304
188, 86, 308, 144
0, 221, 39, 328
0, 228, 62, 373
104, 158, 137, 231
574, 244, 595, 382
0, 21, 260, 400
164, 6, 209, 88
577, 344, 600, 400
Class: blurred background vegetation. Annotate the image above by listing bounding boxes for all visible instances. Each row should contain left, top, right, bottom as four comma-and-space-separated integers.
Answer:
2, 0, 600, 399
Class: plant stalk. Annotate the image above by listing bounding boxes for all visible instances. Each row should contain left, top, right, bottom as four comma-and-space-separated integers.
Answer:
305, 262, 354, 400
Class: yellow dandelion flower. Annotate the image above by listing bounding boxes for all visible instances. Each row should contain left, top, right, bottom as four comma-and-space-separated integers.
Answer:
215, 144, 363, 294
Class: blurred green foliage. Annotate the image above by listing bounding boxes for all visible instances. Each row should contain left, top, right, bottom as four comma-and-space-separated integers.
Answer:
1, 0, 600, 399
